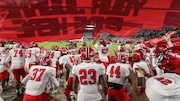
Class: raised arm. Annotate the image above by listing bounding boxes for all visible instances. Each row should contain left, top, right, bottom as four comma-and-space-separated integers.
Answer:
129, 69, 149, 101
92, 33, 101, 45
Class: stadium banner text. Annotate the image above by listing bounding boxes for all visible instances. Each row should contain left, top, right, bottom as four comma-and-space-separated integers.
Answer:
0, 0, 179, 42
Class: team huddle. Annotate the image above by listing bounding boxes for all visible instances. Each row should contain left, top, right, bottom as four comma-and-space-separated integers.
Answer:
0, 32, 180, 101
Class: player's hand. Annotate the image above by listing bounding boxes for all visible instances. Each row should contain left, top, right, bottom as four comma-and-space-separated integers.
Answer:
135, 65, 146, 76
129, 68, 138, 81
97, 33, 101, 38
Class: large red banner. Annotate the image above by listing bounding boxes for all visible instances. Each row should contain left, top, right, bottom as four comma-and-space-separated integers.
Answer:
0, 0, 179, 42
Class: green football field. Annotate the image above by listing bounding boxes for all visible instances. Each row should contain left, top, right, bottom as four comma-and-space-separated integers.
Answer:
5, 41, 132, 56
38, 42, 132, 56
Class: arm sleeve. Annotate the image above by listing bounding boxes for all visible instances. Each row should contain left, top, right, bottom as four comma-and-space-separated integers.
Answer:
107, 42, 112, 48
59, 56, 66, 65
21, 74, 31, 85
5, 53, 11, 64
72, 65, 76, 75
94, 44, 99, 49
99, 64, 106, 75
50, 76, 59, 89
0, 55, 6, 65
35, 48, 41, 56
49, 68, 59, 88
124, 65, 131, 77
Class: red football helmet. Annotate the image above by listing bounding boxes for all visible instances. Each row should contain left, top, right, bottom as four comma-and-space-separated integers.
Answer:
82, 42, 87, 46
126, 39, 133, 44
60, 47, 69, 55
0, 42, 4, 47
40, 56, 51, 66
156, 44, 167, 52
30, 41, 38, 47
156, 46, 180, 74
54, 46, 59, 51
133, 50, 144, 62
119, 46, 125, 52
118, 53, 127, 63
136, 39, 142, 44
51, 46, 55, 50
15, 42, 22, 48
81, 47, 94, 60
119, 40, 126, 45
99, 38, 106, 45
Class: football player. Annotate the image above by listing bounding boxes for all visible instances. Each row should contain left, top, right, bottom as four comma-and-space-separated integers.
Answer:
132, 50, 153, 93
106, 53, 131, 101
129, 45, 180, 101
25, 42, 40, 73
0, 48, 9, 93
5, 42, 26, 96
93, 33, 112, 68
72, 46, 108, 101
59, 48, 78, 101
22, 56, 59, 101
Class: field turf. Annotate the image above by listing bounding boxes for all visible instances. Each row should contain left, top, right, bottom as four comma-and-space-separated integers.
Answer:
38, 42, 121, 56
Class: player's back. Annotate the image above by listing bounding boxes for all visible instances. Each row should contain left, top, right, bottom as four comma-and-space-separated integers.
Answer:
25, 65, 56, 95
95, 44, 109, 56
0, 47, 5, 54
50, 50, 60, 67
73, 62, 105, 94
59, 54, 77, 68
146, 73, 180, 101
0, 53, 8, 73
107, 63, 131, 85
9, 48, 25, 65
25, 47, 40, 63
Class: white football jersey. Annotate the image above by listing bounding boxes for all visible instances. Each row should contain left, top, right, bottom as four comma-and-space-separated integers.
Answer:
25, 47, 40, 63
133, 61, 151, 77
0, 53, 8, 73
118, 44, 130, 53
133, 43, 145, 51
5, 48, 25, 69
106, 63, 131, 85
75, 54, 82, 64
50, 50, 60, 67
94, 43, 112, 62
0, 47, 5, 55
146, 73, 180, 101
21, 65, 59, 96
59, 54, 77, 77
72, 62, 105, 94
69, 49, 78, 55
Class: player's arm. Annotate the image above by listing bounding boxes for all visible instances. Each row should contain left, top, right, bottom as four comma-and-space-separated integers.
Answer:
72, 74, 79, 94
48, 68, 59, 89
0, 55, 5, 65
35, 54, 40, 64
64, 63, 71, 81
4, 52, 11, 64
129, 69, 149, 101
49, 75, 59, 90
21, 74, 31, 85
35, 49, 41, 64
92, 33, 101, 45
135, 65, 153, 78
105, 36, 112, 42
99, 74, 108, 96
